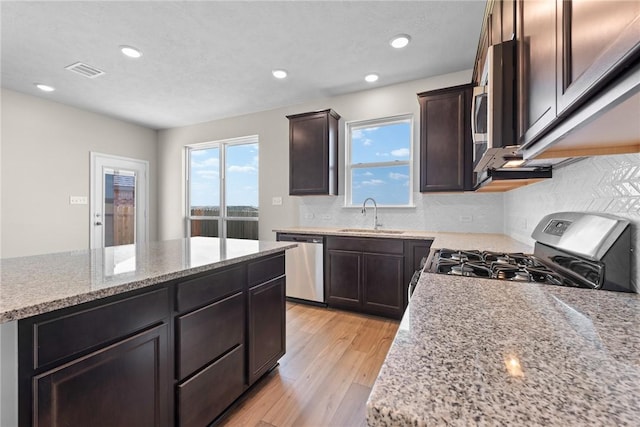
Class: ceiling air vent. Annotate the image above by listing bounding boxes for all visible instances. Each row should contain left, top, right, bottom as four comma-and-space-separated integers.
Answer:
64, 62, 105, 79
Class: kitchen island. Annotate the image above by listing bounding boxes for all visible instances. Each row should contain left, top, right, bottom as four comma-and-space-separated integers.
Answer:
0, 237, 296, 427
367, 269, 640, 425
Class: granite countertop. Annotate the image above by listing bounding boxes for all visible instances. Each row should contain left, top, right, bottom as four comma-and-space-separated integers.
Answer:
0, 237, 296, 323
274, 227, 533, 252
367, 272, 640, 426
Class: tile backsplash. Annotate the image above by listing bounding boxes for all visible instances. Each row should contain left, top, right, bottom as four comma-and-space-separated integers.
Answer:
504, 153, 640, 292
298, 192, 505, 233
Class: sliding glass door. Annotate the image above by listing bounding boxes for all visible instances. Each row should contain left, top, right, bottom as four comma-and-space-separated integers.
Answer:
187, 136, 258, 240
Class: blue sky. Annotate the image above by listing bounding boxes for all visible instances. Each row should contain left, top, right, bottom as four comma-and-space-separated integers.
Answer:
190, 143, 259, 208
351, 121, 411, 205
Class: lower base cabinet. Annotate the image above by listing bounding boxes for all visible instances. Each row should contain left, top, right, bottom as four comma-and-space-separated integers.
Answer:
248, 276, 286, 385
18, 252, 287, 427
35, 324, 170, 427
362, 252, 404, 317
326, 237, 432, 319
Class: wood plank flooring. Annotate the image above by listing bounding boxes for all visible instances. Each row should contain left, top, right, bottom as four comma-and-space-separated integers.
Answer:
218, 302, 399, 427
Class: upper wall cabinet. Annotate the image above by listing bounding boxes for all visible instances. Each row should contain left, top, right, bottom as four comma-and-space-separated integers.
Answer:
516, 0, 558, 145
556, 1, 640, 116
514, 0, 640, 147
287, 109, 340, 196
418, 85, 473, 192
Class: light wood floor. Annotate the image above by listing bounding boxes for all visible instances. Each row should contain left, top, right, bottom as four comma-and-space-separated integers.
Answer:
218, 302, 399, 427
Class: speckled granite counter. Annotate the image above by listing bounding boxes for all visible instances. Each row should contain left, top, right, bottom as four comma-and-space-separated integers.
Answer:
0, 237, 296, 323
367, 272, 640, 426
274, 227, 533, 252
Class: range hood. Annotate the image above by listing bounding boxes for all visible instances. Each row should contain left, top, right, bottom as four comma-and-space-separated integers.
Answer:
473, 145, 578, 192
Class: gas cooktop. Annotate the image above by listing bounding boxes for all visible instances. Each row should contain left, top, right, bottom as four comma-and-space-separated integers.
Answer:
427, 212, 633, 293
430, 249, 582, 287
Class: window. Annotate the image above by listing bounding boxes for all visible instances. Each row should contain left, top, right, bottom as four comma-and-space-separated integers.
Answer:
346, 114, 413, 206
187, 136, 259, 239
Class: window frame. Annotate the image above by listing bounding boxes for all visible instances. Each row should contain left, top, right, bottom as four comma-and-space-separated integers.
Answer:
185, 135, 259, 239
344, 113, 414, 208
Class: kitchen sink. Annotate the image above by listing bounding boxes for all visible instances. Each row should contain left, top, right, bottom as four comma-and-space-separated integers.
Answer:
339, 228, 405, 234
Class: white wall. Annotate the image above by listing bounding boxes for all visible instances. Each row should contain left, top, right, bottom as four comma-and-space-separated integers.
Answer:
1, 89, 158, 258
158, 69, 506, 241
504, 153, 640, 292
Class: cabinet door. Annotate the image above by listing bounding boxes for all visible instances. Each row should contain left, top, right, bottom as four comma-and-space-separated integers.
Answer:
248, 276, 286, 384
418, 85, 472, 192
362, 253, 404, 319
288, 110, 339, 196
557, 0, 640, 115
34, 324, 169, 427
326, 249, 362, 309
517, 0, 557, 145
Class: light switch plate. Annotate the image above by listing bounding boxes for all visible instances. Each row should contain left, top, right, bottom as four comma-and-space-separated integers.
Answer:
70, 196, 88, 205
272, 196, 283, 206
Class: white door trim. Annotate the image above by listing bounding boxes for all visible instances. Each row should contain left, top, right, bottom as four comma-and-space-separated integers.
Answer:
90, 152, 149, 249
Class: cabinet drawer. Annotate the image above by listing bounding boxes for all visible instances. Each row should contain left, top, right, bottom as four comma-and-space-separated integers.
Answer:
248, 254, 285, 288
177, 345, 244, 427
176, 265, 244, 313
176, 292, 244, 380
327, 236, 403, 254
32, 288, 169, 369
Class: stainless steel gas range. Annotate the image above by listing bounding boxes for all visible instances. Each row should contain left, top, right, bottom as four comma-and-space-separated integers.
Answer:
427, 212, 634, 293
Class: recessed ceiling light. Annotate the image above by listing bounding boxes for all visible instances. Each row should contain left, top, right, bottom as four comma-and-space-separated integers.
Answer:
120, 45, 142, 58
365, 73, 379, 83
272, 69, 288, 79
390, 34, 411, 49
35, 83, 55, 92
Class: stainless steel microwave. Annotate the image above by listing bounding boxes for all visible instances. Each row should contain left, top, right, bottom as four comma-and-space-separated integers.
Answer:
471, 40, 517, 183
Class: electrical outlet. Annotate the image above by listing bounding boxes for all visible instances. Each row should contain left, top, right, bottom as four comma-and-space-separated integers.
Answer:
459, 215, 472, 223
70, 196, 88, 205
304, 213, 315, 219
272, 196, 283, 206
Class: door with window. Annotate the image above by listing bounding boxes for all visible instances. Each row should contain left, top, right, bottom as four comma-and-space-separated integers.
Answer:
187, 137, 259, 239
91, 153, 148, 249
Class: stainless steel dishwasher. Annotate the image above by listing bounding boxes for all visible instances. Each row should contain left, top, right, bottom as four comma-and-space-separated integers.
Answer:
276, 233, 325, 305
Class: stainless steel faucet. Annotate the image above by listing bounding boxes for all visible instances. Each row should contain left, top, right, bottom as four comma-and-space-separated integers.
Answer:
362, 197, 381, 230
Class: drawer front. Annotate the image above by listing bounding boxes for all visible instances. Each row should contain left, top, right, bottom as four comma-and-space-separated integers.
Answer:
177, 345, 244, 427
177, 292, 244, 380
248, 253, 285, 288
327, 236, 404, 254
176, 265, 244, 313
33, 288, 169, 369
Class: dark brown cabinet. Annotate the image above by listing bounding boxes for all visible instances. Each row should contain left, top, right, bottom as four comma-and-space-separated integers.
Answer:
248, 276, 286, 384
35, 324, 169, 427
556, 1, 640, 115
18, 251, 289, 427
513, 0, 640, 147
287, 109, 340, 196
246, 254, 286, 385
516, 0, 558, 146
418, 85, 473, 192
19, 288, 171, 427
362, 252, 404, 316
326, 237, 430, 319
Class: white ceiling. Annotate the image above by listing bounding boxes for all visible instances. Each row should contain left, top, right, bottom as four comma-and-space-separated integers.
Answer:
1, 1, 486, 130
